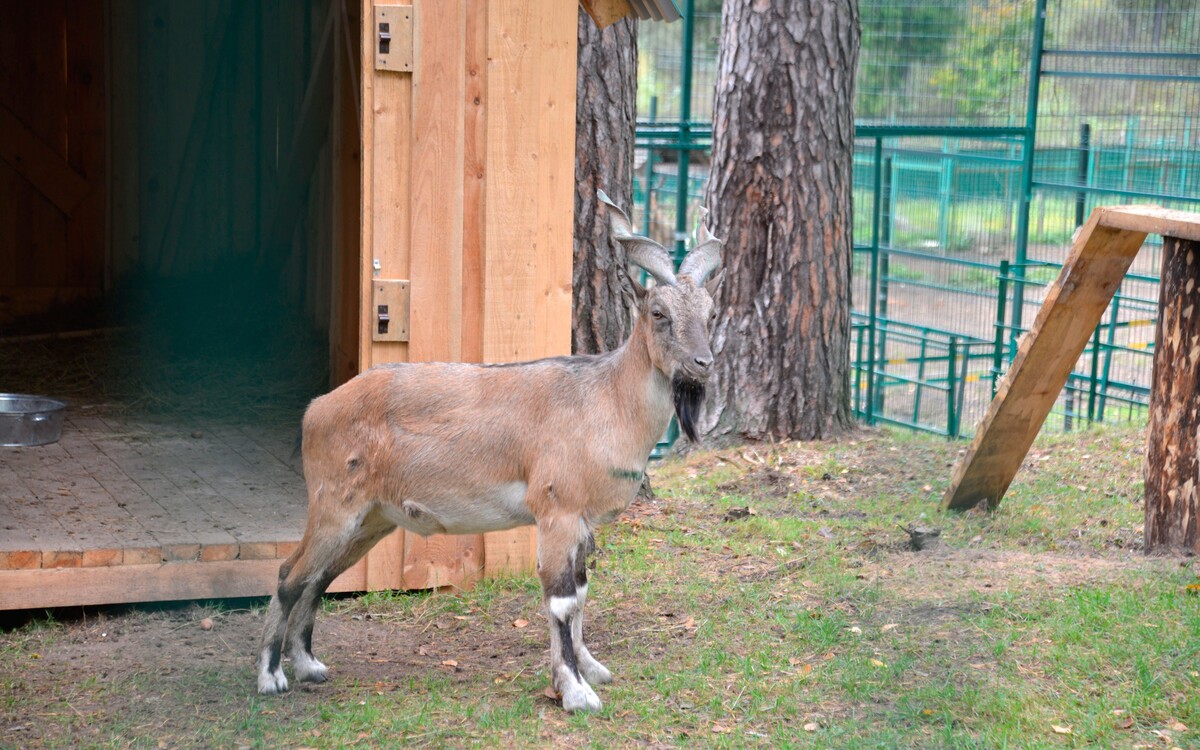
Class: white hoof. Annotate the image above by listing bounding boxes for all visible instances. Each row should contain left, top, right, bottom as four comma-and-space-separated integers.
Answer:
561, 681, 603, 713
257, 667, 289, 695
293, 654, 329, 684
578, 651, 612, 685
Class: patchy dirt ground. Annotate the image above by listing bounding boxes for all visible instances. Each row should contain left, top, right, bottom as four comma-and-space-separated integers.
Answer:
2, 425, 1194, 749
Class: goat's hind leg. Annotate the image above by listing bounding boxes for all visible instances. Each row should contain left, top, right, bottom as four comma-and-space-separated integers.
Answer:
539, 516, 602, 713
284, 514, 396, 685
258, 554, 304, 694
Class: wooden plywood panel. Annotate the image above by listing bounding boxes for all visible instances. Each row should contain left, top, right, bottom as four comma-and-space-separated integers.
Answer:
461, 0, 488, 364
401, 0, 482, 590
360, 0, 413, 589
479, 0, 576, 576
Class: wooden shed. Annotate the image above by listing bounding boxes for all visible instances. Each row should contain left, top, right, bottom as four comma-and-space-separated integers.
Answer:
0, 0, 580, 609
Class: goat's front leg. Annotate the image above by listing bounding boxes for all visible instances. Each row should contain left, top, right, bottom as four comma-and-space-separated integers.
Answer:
572, 534, 612, 685
538, 515, 602, 713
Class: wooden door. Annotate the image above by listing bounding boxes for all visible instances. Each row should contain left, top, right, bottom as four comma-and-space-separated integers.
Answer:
343, 0, 577, 592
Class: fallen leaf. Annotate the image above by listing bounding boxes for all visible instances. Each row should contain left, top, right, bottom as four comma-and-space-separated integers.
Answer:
871, 659, 885, 668
1115, 715, 1134, 730
800, 663, 813, 675
543, 687, 560, 701
441, 659, 458, 668
711, 724, 732, 734
1168, 720, 1188, 732
512, 619, 529, 629
921, 709, 935, 716
849, 626, 862, 635
803, 722, 820, 732
1052, 725, 1072, 735
1185, 583, 1200, 595
881, 623, 899, 632
683, 616, 696, 629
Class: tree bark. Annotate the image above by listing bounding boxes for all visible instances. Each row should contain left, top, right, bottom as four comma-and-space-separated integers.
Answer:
573, 10, 638, 355
702, 0, 860, 440
1145, 235, 1200, 554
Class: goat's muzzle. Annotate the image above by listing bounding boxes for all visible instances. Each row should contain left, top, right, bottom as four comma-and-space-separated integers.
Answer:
671, 375, 706, 443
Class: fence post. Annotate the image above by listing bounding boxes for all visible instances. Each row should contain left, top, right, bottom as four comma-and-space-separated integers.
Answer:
1075, 122, 1091, 228
1087, 322, 1103, 425
938, 138, 952, 251
1012, 0, 1048, 336
947, 336, 959, 438
992, 260, 1010, 398
1097, 293, 1121, 422
672, 0, 696, 267
865, 137, 884, 425
642, 97, 658, 236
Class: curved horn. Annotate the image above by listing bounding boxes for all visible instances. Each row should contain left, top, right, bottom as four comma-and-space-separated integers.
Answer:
598, 189, 677, 287
679, 205, 722, 283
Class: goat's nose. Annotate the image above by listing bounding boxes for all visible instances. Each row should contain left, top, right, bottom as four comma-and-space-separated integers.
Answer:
694, 354, 713, 370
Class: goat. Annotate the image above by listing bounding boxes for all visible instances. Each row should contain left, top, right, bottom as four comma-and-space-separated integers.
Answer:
256, 189, 723, 712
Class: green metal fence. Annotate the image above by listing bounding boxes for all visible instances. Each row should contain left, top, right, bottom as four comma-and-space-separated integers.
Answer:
637, 0, 1200, 440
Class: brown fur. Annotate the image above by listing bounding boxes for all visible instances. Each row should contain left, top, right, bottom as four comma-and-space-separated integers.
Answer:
256, 192, 722, 713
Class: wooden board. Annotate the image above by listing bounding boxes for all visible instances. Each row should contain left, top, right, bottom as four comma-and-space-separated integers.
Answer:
0, 558, 365, 611
352, 0, 576, 588
479, 0, 576, 574
944, 205, 1200, 511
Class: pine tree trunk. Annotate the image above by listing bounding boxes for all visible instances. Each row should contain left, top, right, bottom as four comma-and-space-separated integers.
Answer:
573, 11, 638, 355
703, 0, 860, 440
1145, 235, 1200, 554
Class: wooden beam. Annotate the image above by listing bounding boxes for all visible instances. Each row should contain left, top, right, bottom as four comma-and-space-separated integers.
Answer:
359, 0, 414, 589
944, 205, 1200, 511
0, 558, 365, 610
580, 0, 633, 29
0, 103, 90, 216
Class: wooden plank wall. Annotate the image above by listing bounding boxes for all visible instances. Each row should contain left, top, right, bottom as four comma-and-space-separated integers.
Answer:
351, 0, 577, 591
0, 0, 106, 328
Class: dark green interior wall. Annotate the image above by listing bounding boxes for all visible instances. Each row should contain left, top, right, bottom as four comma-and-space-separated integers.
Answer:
108, 0, 337, 410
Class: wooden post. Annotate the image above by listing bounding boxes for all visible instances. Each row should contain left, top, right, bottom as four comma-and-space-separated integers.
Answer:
1145, 235, 1200, 553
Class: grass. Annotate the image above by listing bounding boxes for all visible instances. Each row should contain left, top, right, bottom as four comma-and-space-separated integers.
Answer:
3, 424, 1199, 748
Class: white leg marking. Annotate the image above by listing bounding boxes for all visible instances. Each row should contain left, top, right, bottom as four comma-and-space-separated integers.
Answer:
572, 583, 612, 684
548, 595, 577, 622
291, 650, 329, 684
257, 648, 289, 695
557, 666, 602, 713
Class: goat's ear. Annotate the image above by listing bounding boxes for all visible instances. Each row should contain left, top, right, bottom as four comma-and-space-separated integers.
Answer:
598, 188, 677, 287
630, 274, 649, 302
704, 267, 726, 297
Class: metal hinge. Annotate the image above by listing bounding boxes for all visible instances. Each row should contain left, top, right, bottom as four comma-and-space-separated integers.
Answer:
374, 5, 413, 73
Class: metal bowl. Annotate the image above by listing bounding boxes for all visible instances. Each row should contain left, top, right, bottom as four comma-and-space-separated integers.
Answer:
0, 394, 67, 447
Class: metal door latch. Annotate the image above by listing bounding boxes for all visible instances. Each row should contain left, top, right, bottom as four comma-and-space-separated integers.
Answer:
375, 5, 413, 72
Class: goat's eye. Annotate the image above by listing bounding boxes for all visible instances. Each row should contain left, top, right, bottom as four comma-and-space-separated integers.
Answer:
651, 309, 665, 320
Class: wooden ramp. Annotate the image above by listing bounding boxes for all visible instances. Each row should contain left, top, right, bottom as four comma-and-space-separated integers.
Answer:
943, 205, 1200, 512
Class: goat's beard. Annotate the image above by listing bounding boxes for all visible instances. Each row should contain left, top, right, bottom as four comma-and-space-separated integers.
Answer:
672, 375, 706, 443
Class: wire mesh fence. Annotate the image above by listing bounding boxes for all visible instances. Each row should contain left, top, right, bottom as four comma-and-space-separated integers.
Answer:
637, 0, 1200, 440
